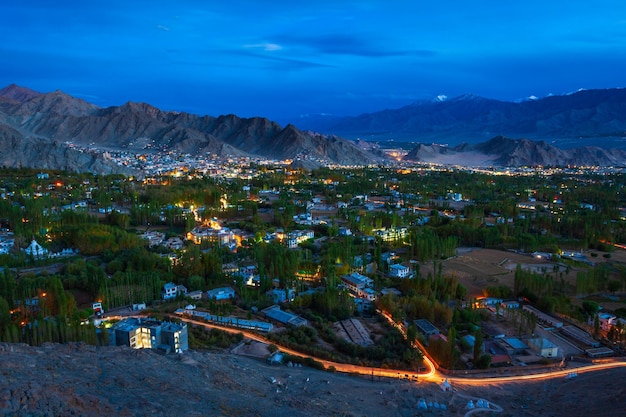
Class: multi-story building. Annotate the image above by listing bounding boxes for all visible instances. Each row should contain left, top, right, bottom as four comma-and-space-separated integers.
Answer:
109, 317, 188, 353
389, 263, 410, 278
162, 282, 187, 300
341, 272, 376, 301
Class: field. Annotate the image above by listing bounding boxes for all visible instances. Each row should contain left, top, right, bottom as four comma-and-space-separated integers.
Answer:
420, 247, 626, 301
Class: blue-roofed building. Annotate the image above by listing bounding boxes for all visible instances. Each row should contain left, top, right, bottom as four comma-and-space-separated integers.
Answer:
497, 337, 529, 355
207, 286, 236, 301
262, 305, 308, 327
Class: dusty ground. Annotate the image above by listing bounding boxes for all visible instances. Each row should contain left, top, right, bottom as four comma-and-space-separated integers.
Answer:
1, 342, 625, 417
454, 368, 626, 417
419, 248, 622, 299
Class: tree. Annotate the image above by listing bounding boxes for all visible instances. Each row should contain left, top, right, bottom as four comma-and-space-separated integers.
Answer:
473, 330, 483, 364
0, 295, 10, 329
475, 354, 492, 369
607, 280, 621, 295
446, 327, 457, 369
582, 300, 599, 318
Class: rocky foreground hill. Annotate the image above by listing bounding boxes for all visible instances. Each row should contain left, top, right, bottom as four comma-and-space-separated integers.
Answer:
0, 84, 383, 174
1, 342, 625, 417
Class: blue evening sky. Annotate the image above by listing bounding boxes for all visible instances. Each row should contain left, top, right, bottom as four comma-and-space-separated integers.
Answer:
1, 1, 625, 124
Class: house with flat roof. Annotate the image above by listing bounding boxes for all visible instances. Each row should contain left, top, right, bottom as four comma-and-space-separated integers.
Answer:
389, 263, 410, 278
109, 317, 188, 353
187, 290, 203, 300
501, 300, 520, 309
496, 337, 528, 355
262, 305, 308, 327
381, 287, 402, 297
267, 288, 295, 304
207, 286, 235, 301
597, 313, 617, 331
341, 272, 376, 300
414, 319, 439, 337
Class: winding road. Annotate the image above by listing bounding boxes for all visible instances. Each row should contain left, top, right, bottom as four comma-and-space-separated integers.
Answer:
170, 312, 626, 387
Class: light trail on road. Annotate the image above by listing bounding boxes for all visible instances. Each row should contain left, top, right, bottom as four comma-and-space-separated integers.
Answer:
171, 312, 626, 386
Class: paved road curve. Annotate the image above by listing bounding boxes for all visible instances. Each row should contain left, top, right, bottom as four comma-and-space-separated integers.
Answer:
171, 313, 626, 386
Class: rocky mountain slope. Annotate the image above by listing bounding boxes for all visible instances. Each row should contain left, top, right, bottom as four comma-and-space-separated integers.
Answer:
0, 342, 435, 417
0, 84, 383, 173
1, 342, 624, 417
298, 88, 626, 148
403, 136, 626, 167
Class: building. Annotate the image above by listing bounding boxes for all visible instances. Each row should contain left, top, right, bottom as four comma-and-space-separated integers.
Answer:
284, 230, 314, 249
162, 282, 187, 300
267, 288, 295, 304
414, 319, 439, 338
186, 222, 237, 248
560, 325, 600, 348
523, 305, 563, 328
24, 239, 48, 258
178, 309, 273, 332
496, 337, 529, 355
389, 263, 410, 278
338, 227, 352, 236
475, 297, 503, 308
501, 300, 520, 309
109, 317, 188, 353
527, 337, 559, 358
597, 313, 617, 331
92, 302, 104, 316
374, 227, 408, 242
380, 287, 402, 297
262, 305, 308, 327
187, 290, 203, 301
207, 287, 236, 301
341, 272, 375, 301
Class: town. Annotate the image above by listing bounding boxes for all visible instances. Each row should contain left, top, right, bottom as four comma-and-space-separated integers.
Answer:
0, 161, 625, 382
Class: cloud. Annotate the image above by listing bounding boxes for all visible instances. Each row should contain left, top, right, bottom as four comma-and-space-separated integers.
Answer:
275, 33, 437, 58
228, 49, 332, 70
156, 25, 170, 32
243, 43, 283, 51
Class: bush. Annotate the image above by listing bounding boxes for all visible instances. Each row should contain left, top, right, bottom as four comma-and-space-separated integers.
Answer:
475, 354, 491, 369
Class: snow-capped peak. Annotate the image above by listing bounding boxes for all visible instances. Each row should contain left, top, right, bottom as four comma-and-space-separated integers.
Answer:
434, 94, 448, 102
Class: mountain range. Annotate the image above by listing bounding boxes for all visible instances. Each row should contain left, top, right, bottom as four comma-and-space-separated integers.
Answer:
294, 88, 626, 149
0, 84, 384, 174
1, 84, 625, 172
403, 136, 626, 167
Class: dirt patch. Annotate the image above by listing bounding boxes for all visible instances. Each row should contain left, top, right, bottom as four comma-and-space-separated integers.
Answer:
419, 248, 586, 298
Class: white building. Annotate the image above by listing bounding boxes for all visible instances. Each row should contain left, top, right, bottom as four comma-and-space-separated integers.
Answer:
162, 282, 187, 300
597, 313, 618, 331
341, 272, 376, 301
285, 230, 314, 249
389, 263, 410, 278
527, 337, 559, 358
24, 239, 48, 258
207, 287, 236, 301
